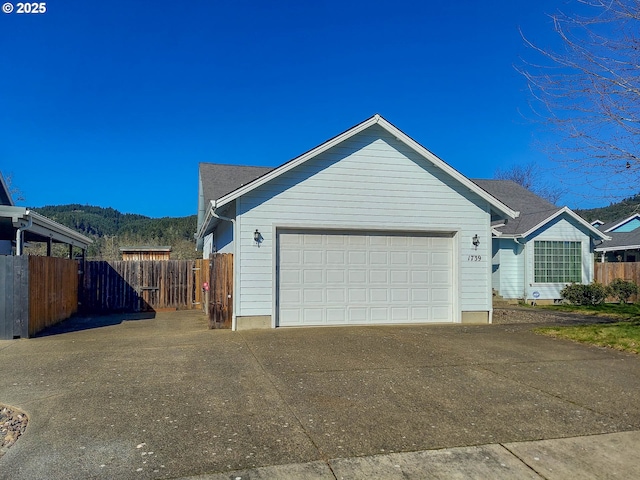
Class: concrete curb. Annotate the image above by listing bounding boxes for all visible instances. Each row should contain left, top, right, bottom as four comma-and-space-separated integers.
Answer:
177, 430, 640, 480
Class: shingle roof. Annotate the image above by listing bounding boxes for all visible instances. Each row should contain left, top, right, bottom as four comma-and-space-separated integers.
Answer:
596, 230, 640, 250
199, 163, 274, 204
471, 179, 562, 236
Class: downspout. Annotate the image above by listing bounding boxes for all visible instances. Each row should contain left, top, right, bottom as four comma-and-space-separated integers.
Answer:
210, 201, 238, 331
513, 237, 527, 301
16, 211, 32, 256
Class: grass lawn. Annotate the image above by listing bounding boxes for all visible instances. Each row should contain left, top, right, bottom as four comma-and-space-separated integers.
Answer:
535, 303, 640, 354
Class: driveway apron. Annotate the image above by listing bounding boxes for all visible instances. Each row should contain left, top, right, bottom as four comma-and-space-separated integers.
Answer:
0, 311, 639, 479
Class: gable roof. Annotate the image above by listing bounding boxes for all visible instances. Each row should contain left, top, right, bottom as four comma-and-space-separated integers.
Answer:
601, 213, 640, 233
204, 114, 518, 220
472, 179, 609, 240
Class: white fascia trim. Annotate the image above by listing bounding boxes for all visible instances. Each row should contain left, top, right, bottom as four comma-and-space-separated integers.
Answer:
595, 244, 640, 253
196, 200, 217, 240
520, 207, 611, 240
604, 213, 640, 233
214, 115, 519, 220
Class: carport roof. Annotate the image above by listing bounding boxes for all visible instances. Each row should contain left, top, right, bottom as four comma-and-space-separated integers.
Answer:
0, 206, 93, 250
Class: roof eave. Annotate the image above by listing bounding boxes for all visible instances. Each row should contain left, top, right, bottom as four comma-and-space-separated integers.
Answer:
595, 244, 640, 252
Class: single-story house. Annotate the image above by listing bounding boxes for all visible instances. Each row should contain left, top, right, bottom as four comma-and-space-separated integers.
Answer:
196, 114, 520, 329
0, 173, 92, 256
593, 214, 640, 262
472, 180, 610, 303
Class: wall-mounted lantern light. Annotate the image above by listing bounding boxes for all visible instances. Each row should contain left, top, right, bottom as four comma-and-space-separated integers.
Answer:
472, 234, 480, 250
254, 229, 262, 246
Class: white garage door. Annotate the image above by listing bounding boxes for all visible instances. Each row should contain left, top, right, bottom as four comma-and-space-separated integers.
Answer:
277, 230, 454, 326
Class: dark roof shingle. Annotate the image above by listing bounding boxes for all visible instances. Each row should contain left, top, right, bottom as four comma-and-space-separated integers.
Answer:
471, 179, 562, 235
199, 163, 274, 205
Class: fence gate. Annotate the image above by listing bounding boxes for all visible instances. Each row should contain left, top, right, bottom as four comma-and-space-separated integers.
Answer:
83, 259, 204, 312
82, 257, 234, 316
207, 254, 233, 329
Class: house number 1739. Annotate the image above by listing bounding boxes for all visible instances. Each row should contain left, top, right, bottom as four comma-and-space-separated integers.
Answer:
467, 255, 482, 262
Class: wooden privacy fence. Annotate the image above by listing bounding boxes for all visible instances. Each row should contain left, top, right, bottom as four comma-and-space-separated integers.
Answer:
0, 256, 79, 339
82, 255, 233, 318
594, 261, 640, 302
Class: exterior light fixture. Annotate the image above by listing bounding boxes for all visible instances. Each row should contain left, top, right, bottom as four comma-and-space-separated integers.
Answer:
254, 229, 261, 244
472, 234, 480, 250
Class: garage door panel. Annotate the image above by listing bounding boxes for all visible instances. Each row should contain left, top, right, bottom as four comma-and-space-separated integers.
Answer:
303, 269, 324, 284
303, 250, 323, 264
326, 308, 346, 323
411, 288, 430, 302
370, 288, 388, 302
369, 270, 388, 283
432, 252, 451, 266
348, 308, 367, 322
391, 307, 409, 322
348, 251, 367, 264
326, 288, 346, 303
349, 270, 367, 283
348, 288, 367, 302
281, 250, 301, 264
432, 288, 451, 302
432, 306, 452, 321
391, 270, 409, 283
391, 288, 409, 302
431, 270, 451, 284
278, 231, 453, 326
326, 270, 345, 283
303, 288, 324, 303
303, 309, 323, 323
326, 251, 345, 264
411, 252, 429, 265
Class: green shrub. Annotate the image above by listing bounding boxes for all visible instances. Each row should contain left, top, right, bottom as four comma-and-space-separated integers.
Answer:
607, 279, 639, 303
561, 282, 607, 305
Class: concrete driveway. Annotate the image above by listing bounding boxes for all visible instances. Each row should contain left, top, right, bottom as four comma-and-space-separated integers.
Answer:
1, 310, 640, 479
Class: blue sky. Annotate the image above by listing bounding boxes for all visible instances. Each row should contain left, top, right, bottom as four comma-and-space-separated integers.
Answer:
1, 0, 593, 218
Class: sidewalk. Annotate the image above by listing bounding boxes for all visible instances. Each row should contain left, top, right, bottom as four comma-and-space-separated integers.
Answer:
180, 430, 640, 479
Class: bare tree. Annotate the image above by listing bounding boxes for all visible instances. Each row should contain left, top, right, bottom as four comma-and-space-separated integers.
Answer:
1, 171, 26, 202
494, 162, 565, 205
519, 0, 640, 198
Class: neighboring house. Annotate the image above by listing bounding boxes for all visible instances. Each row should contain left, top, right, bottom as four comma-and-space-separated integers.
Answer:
472, 180, 610, 303
120, 246, 172, 261
0, 172, 92, 256
593, 214, 640, 262
196, 114, 518, 330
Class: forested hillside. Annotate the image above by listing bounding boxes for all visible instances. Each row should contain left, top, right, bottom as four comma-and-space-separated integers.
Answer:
30, 205, 199, 260
576, 193, 640, 223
